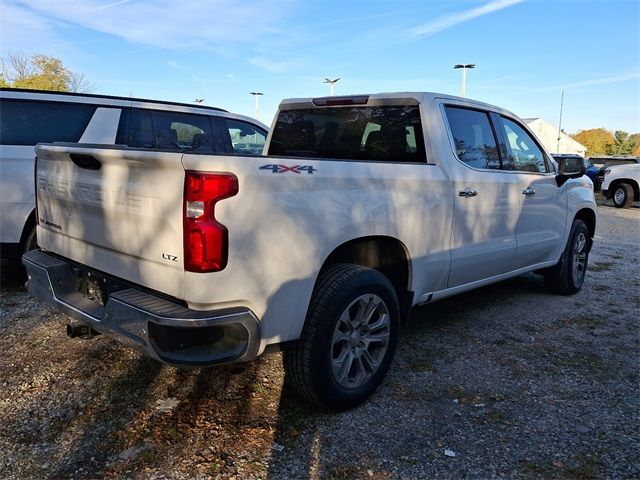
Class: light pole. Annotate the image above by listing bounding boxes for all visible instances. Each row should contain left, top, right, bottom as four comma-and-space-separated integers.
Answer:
250, 92, 263, 120
453, 64, 475, 97
323, 77, 341, 96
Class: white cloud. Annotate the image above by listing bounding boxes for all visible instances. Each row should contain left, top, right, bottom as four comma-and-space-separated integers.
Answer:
473, 72, 640, 93
7, 0, 293, 51
410, 0, 525, 38
97, 0, 134, 10
0, 3, 59, 53
558, 72, 640, 90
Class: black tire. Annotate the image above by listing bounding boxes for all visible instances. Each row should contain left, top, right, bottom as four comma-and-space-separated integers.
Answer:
612, 183, 633, 208
544, 219, 589, 295
284, 264, 399, 411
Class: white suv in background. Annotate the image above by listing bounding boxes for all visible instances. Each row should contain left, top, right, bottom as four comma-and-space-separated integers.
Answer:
0, 88, 268, 264
600, 163, 640, 208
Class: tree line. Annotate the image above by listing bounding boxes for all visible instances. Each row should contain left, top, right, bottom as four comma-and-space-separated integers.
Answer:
571, 128, 639, 158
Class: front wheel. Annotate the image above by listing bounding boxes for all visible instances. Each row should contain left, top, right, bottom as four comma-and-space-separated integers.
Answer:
613, 183, 633, 208
284, 264, 399, 411
544, 219, 590, 295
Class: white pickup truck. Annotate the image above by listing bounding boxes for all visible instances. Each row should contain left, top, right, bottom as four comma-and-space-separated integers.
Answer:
24, 92, 596, 411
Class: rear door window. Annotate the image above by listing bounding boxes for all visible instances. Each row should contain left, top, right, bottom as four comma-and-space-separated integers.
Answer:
268, 105, 426, 163
119, 108, 155, 148
119, 109, 217, 152
444, 106, 500, 170
0, 99, 97, 145
152, 111, 214, 152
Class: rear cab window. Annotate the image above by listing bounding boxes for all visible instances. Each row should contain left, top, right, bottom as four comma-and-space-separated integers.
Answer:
268, 105, 426, 163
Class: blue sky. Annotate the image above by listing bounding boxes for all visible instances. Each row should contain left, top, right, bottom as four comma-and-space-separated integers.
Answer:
2, 0, 639, 132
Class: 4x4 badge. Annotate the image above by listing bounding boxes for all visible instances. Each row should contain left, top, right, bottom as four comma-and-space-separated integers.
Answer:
259, 164, 316, 174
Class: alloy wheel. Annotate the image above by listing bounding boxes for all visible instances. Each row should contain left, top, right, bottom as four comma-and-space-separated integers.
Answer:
572, 232, 587, 285
330, 294, 391, 389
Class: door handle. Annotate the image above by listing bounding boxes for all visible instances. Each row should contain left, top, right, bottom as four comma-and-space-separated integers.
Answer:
458, 188, 478, 197
522, 187, 536, 196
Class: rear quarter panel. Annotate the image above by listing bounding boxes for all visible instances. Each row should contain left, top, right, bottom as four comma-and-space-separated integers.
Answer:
181, 153, 450, 349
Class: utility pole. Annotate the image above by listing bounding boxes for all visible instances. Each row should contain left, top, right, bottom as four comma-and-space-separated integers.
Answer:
323, 78, 341, 96
250, 92, 263, 121
556, 90, 564, 154
453, 64, 475, 97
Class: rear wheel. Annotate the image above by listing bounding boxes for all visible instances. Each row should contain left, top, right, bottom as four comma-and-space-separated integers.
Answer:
544, 219, 589, 295
284, 264, 399, 411
613, 183, 633, 208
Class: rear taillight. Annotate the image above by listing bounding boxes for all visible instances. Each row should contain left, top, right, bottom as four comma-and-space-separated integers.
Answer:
184, 172, 239, 272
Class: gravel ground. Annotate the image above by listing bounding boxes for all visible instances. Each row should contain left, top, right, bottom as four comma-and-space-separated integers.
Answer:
1, 202, 638, 479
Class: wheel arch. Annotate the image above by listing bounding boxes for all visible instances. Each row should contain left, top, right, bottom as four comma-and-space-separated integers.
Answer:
18, 209, 37, 253
608, 178, 639, 201
319, 236, 413, 321
574, 208, 596, 251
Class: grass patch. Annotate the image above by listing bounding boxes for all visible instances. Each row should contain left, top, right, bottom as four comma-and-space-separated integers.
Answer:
444, 384, 482, 403
407, 359, 437, 372
486, 409, 510, 423
569, 314, 604, 329
589, 261, 615, 272
404, 346, 447, 373
561, 454, 604, 480
329, 464, 362, 480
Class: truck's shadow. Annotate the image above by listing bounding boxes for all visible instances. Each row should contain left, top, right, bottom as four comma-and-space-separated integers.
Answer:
264, 272, 550, 478
0, 260, 27, 293
2, 269, 564, 479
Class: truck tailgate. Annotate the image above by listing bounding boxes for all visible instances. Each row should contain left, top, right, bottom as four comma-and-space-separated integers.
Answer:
35, 144, 186, 299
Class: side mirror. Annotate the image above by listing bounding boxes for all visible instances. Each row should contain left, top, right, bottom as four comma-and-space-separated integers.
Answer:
556, 156, 585, 187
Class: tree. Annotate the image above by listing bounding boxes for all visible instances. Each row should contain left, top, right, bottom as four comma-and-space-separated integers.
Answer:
0, 51, 93, 93
608, 130, 635, 156
67, 71, 93, 93
629, 133, 640, 156
571, 128, 614, 157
